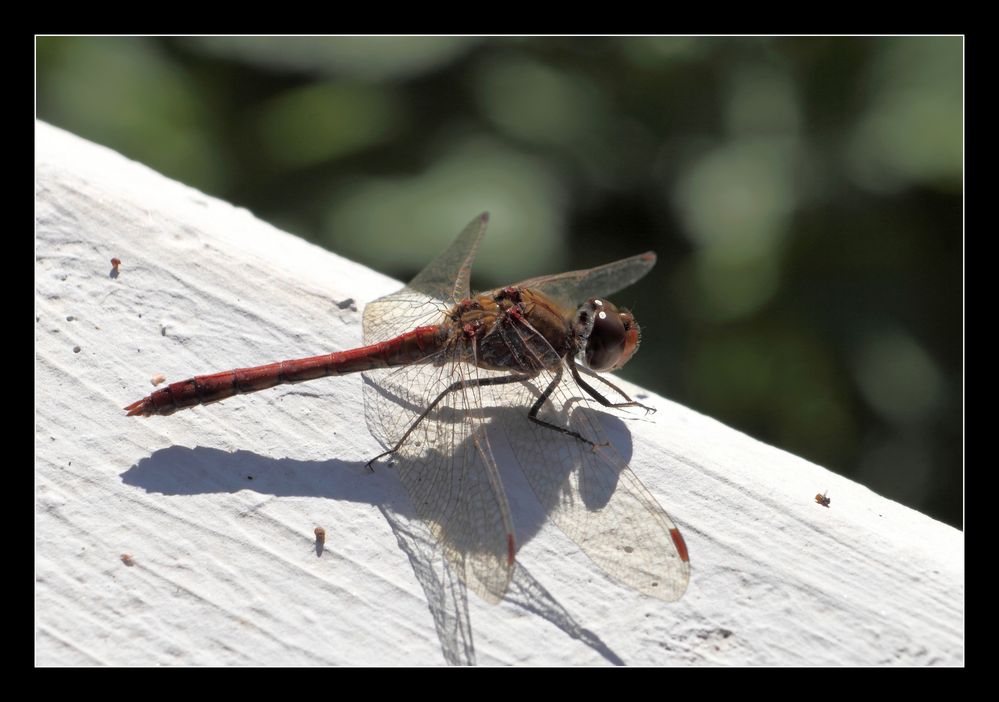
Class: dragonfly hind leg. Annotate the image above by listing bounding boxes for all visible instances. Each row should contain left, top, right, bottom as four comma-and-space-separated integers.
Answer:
364, 362, 612, 471
364, 373, 533, 470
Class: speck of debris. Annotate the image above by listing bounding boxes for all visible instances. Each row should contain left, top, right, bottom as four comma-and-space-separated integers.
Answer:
121, 554, 135, 567
66, 315, 75, 322
623, 545, 634, 553
314, 527, 327, 556
161, 326, 167, 336
73, 346, 81, 353
247, 475, 254, 481
335, 298, 357, 310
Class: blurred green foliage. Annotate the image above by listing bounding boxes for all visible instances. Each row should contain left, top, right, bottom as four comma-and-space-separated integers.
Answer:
36, 36, 963, 528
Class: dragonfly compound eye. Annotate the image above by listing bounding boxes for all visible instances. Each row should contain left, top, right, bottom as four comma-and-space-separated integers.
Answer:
582, 299, 642, 372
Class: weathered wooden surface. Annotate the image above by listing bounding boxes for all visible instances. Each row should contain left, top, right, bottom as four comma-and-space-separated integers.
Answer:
35, 121, 963, 666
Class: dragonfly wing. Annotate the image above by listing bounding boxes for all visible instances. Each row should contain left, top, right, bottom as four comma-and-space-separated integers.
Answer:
480, 319, 688, 601
510, 251, 656, 308
362, 290, 447, 347
363, 353, 516, 603
490, 373, 689, 600
403, 212, 489, 303
362, 213, 489, 344
360, 214, 511, 600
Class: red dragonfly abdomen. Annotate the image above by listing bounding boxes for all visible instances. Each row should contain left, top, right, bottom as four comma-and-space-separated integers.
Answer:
124, 325, 445, 417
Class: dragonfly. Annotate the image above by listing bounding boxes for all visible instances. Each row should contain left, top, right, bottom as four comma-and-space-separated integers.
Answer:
125, 213, 690, 603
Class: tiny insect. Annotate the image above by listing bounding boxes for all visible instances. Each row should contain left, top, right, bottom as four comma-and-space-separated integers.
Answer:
815, 491, 831, 508
120, 553, 135, 566
151, 373, 167, 386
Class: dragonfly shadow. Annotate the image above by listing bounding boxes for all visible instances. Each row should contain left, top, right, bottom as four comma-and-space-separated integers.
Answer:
381, 503, 624, 666
360, 373, 638, 542
120, 445, 412, 515
484, 400, 637, 527
121, 442, 627, 665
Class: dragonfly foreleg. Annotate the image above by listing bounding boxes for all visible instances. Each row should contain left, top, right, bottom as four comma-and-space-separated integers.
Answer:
568, 356, 656, 414
365, 373, 532, 470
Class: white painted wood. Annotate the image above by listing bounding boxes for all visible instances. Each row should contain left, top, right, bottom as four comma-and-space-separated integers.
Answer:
35, 121, 963, 666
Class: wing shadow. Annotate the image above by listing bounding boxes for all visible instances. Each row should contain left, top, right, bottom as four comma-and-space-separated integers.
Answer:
121, 407, 635, 666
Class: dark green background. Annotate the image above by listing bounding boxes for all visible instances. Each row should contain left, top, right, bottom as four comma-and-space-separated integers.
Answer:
37, 36, 963, 528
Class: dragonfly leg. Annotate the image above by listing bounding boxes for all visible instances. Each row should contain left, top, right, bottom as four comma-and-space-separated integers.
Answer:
527, 364, 607, 449
568, 356, 656, 414
365, 373, 532, 470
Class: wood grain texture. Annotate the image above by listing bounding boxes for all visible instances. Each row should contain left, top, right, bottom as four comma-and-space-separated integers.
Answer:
35, 121, 963, 666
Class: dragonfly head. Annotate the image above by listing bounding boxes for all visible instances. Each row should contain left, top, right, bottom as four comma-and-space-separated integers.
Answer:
575, 298, 641, 372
